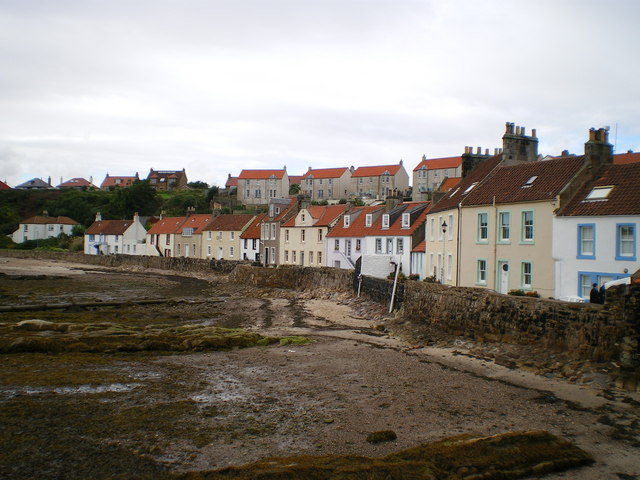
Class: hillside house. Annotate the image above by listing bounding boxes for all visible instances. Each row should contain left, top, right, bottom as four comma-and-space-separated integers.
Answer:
237, 169, 289, 206
300, 167, 352, 202
147, 168, 188, 191
101, 173, 139, 190
351, 161, 409, 200
12, 214, 79, 243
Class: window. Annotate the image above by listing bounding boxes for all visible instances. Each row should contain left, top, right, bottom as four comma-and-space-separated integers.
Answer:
127, 244, 130, 253
577, 224, 595, 259
230, 232, 234, 240
292, 251, 297, 263
89, 234, 95, 241
585, 186, 613, 201
207, 231, 212, 240
521, 262, 532, 288
464, 182, 478, 194
334, 239, 339, 251
430, 218, 435, 240
579, 274, 592, 298
207, 245, 211, 256
498, 212, 511, 241
318, 229, 323, 241
375, 238, 382, 253
48, 224, 54, 231
448, 214, 453, 240
522, 211, 534, 242
183, 228, 193, 237
301, 213, 306, 222
397, 238, 404, 254
301, 229, 306, 242
356, 239, 361, 251
386, 238, 393, 253
229, 247, 234, 257
309, 251, 314, 264
382, 214, 389, 229
177, 244, 181, 255
616, 224, 636, 260
317, 251, 322, 264
166, 234, 170, 245
285, 229, 289, 242
217, 231, 223, 240
192, 244, 196, 256
523, 176, 538, 187
447, 254, 452, 280
365, 214, 372, 227
478, 213, 488, 241
270, 247, 275, 264
477, 259, 487, 285
114, 245, 118, 253
438, 216, 443, 240
401, 213, 410, 228
344, 215, 350, 228
430, 253, 434, 277
285, 250, 289, 262
270, 224, 276, 240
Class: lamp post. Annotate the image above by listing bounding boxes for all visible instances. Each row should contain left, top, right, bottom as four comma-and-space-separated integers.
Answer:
441, 220, 447, 283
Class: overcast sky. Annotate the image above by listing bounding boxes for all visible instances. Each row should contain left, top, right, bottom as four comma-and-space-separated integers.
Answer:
1, 0, 639, 188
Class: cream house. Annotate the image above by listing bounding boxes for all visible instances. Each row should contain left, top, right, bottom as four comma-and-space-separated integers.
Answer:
146, 216, 186, 257
412, 155, 462, 200
351, 161, 409, 200
173, 213, 213, 258
280, 205, 349, 267
300, 167, 352, 202
237, 169, 289, 206
201, 214, 255, 260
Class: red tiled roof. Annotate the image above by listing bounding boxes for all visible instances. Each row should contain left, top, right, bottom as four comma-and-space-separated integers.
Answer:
225, 177, 238, 188
613, 152, 640, 165
429, 155, 502, 214
352, 164, 402, 178
85, 220, 133, 235
147, 217, 187, 235
203, 214, 254, 232
0, 180, 10, 190
240, 213, 268, 239
463, 156, 585, 206
412, 240, 426, 253
273, 197, 297, 221
365, 203, 430, 237
327, 206, 385, 238
100, 175, 138, 188
21, 215, 79, 225
413, 156, 461, 171
177, 214, 214, 234
57, 178, 94, 188
558, 162, 640, 216
284, 205, 349, 227
439, 177, 461, 191
301, 167, 349, 180
288, 175, 303, 185
238, 169, 286, 180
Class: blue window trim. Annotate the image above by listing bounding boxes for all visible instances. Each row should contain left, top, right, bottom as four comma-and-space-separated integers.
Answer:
615, 223, 637, 261
520, 261, 533, 290
576, 223, 596, 260
476, 212, 489, 244
497, 210, 512, 244
476, 258, 488, 286
577, 271, 630, 299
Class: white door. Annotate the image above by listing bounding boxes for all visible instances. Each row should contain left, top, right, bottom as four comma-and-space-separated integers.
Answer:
346, 240, 352, 258
497, 261, 509, 294
185, 245, 190, 257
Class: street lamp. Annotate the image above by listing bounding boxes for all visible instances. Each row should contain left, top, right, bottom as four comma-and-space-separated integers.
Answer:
441, 220, 447, 283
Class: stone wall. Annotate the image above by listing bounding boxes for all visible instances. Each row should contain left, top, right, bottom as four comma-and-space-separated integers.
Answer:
230, 264, 353, 292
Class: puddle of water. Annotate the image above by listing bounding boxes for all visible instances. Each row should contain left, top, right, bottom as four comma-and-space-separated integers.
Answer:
0, 382, 141, 397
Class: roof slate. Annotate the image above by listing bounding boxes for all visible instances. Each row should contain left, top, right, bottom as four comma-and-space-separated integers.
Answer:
326, 205, 384, 238
283, 205, 349, 227
613, 152, 640, 165
240, 213, 268, 239
238, 169, 286, 180
301, 167, 349, 180
21, 216, 79, 226
179, 214, 214, 234
85, 220, 133, 235
202, 214, 254, 232
558, 162, 640, 216
100, 175, 138, 188
147, 217, 187, 235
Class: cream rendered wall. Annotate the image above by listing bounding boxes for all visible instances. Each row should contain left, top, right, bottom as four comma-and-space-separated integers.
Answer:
238, 174, 290, 205
175, 232, 204, 258
424, 209, 459, 284
201, 230, 242, 260
459, 202, 555, 298
304, 170, 352, 202
280, 209, 326, 267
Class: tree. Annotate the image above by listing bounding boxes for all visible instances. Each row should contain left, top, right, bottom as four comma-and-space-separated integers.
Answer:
107, 180, 161, 219
289, 183, 301, 194
188, 181, 209, 189
205, 186, 220, 204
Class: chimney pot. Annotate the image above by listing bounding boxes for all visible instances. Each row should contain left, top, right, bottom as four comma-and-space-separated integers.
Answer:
485, 148, 489, 155
532, 128, 537, 138
477, 146, 481, 154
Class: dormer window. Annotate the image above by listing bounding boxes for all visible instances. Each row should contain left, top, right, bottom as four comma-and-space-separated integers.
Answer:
401, 213, 410, 228
182, 227, 194, 237
275, 207, 280, 214
382, 214, 389, 229
343, 215, 350, 228
585, 186, 613, 201
365, 214, 372, 227
522, 176, 538, 188
269, 204, 274, 217
301, 213, 306, 222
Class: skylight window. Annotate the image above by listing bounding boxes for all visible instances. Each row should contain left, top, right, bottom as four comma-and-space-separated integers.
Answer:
585, 186, 613, 201
522, 175, 538, 187
463, 182, 478, 194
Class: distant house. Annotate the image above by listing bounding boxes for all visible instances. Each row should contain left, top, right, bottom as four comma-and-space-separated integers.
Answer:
0, 180, 10, 190
351, 161, 409, 200
412, 156, 462, 199
281, 204, 349, 267
100, 173, 139, 190
84, 213, 147, 255
260, 197, 299, 265
202, 214, 255, 260
15, 178, 53, 190
173, 213, 214, 258
146, 216, 187, 257
237, 169, 289, 206
240, 213, 267, 262
11, 214, 79, 243
147, 168, 188, 191
553, 161, 640, 300
57, 177, 98, 190
300, 167, 352, 202
224, 174, 238, 194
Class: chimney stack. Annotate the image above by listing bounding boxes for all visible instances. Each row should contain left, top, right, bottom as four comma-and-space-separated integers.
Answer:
502, 121, 539, 164
95, 212, 102, 221
584, 127, 613, 170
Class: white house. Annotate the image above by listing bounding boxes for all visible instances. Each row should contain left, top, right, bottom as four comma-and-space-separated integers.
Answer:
84, 213, 147, 255
240, 213, 266, 262
11, 214, 79, 243
553, 161, 640, 300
